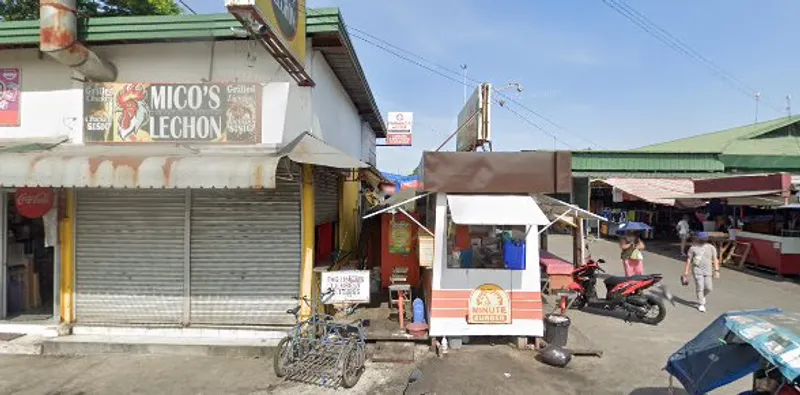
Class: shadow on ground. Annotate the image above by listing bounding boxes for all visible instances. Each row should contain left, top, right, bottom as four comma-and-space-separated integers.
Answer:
630, 387, 689, 395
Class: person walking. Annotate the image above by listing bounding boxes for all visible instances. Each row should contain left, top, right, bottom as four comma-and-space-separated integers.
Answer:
676, 215, 691, 257
620, 231, 645, 276
683, 233, 720, 313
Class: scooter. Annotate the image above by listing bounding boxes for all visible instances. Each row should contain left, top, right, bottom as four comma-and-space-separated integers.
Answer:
567, 258, 667, 325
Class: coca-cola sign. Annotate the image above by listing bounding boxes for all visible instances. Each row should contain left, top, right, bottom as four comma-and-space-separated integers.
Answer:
15, 187, 55, 218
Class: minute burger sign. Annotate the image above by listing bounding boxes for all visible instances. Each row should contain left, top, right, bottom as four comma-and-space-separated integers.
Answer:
15, 187, 55, 218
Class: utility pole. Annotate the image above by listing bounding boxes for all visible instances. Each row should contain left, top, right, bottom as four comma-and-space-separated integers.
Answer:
787, 94, 792, 117
754, 92, 762, 123
460, 64, 467, 104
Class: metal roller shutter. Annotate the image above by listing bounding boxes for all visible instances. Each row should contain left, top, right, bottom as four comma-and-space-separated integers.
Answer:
75, 189, 186, 324
315, 166, 340, 225
189, 164, 301, 325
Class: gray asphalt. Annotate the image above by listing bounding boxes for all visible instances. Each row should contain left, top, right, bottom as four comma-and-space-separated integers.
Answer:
0, 235, 796, 394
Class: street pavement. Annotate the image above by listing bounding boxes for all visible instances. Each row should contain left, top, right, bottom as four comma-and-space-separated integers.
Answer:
0, 235, 796, 394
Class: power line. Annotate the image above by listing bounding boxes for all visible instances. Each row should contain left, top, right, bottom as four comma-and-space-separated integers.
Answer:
347, 29, 595, 150
178, 0, 197, 15
348, 26, 603, 148
601, 0, 783, 113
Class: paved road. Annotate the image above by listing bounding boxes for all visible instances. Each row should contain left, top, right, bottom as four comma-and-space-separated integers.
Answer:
0, 235, 796, 394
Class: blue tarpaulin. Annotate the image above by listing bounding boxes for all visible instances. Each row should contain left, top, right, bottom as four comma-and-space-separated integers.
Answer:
381, 172, 421, 190
666, 308, 800, 394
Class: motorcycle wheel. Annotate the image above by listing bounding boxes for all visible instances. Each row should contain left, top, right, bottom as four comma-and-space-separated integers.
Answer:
636, 295, 666, 325
571, 295, 587, 310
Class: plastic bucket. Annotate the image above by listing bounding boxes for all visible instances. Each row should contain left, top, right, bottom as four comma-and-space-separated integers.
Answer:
543, 314, 571, 347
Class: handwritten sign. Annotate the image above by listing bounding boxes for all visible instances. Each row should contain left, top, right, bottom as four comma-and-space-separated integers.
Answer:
320, 270, 370, 304
468, 283, 511, 324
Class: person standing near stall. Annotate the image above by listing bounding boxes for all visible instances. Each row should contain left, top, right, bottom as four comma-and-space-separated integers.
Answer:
620, 231, 646, 276
683, 233, 720, 313
676, 215, 691, 257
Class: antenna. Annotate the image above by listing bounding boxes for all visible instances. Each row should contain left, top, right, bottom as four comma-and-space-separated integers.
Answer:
787, 94, 792, 117
460, 64, 468, 104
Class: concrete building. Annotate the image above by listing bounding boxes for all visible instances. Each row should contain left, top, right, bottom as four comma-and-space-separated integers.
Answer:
0, 8, 383, 338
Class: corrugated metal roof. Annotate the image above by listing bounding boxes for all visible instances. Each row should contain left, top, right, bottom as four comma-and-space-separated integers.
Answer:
599, 178, 695, 206
572, 151, 724, 172
0, 10, 385, 136
0, 133, 364, 188
634, 116, 800, 153
0, 145, 283, 189
574, 171, 725, 179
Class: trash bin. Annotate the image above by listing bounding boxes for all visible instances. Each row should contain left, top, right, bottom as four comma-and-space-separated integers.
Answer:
543, 314, 571, 347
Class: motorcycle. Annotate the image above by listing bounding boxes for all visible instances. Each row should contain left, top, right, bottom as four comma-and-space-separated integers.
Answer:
567, 258, 667, 325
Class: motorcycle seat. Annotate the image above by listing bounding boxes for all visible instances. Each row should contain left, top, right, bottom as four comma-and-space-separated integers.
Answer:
604, 274, 661, 288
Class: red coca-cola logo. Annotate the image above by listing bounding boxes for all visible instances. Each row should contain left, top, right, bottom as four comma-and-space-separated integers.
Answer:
15, 187, 55, 218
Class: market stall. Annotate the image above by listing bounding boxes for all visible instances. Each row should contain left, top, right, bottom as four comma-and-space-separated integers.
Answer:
421, 151, 572, 344
670, 173, 800, 276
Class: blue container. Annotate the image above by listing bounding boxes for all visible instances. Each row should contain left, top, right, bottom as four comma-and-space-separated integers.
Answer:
503, 240, 526, 270
459, 248, 473, 268
413, 298, 426, 324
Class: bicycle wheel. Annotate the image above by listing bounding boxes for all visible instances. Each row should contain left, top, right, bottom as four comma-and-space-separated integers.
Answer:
273, 336, 295, 377
341, 344, 365, 388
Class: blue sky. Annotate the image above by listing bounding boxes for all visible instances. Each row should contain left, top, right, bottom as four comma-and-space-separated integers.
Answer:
191, 0, 800, 174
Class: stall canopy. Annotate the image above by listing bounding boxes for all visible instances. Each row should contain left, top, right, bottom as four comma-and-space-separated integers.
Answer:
600, 178, 695, 206
666, 189, 787, 206
446, 195, 549, 226
0, 132, 365, 189
533, 193, 607, 223
422, 151, 572, 194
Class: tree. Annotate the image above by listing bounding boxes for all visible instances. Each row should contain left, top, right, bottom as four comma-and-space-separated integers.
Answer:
0, 0, 182, 21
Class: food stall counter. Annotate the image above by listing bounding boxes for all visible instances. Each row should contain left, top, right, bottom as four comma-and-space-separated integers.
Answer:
734, 231, 800, 276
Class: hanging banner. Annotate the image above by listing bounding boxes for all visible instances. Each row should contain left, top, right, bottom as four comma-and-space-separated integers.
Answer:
15, 187, 55, 219
389, 220, 412, 254
83, 82, 262, 143
386, 111, 413, 146
0, 68, 21, 126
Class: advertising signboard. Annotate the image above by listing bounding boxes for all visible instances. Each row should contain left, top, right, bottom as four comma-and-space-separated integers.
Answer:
456, 83, 492, 152
83, 82, 261, 143
253, 0, 306, 66
386, 111, 413, 146
0, 68, 21, 126
468, 283, 511, 324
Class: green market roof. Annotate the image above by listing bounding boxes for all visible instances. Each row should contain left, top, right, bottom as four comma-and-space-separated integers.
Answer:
635, 116, 800, 154
0, 9, 385, 135
574, 116, 800, 175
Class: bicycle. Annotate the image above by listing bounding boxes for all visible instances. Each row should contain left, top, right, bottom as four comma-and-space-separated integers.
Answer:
273, 289, 335, 377
273, 288, 367, 388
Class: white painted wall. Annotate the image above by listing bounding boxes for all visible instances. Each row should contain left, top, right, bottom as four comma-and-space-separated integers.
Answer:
361, 121, 376, 166
0, 39, 377, 160
0, 49, 79, 140
308, 50, 364, 160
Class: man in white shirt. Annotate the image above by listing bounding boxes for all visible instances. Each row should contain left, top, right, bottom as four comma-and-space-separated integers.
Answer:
676, 215, 691, 257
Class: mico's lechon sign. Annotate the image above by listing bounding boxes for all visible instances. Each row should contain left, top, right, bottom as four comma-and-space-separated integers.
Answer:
84, 82, 262, 143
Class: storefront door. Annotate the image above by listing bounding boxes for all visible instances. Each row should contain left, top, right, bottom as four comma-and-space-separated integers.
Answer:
73, 164, 302, 326
75, 189, 187, 324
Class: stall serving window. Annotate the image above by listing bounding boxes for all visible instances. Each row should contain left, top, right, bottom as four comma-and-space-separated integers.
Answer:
446, 219, 527, 270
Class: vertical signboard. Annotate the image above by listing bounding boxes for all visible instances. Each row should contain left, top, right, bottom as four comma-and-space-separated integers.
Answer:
0, 68, 21, 126
386, 111, 413, 146
83, 82, 262, 143
456, 83, 491, 152
253, 0, 306, 66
